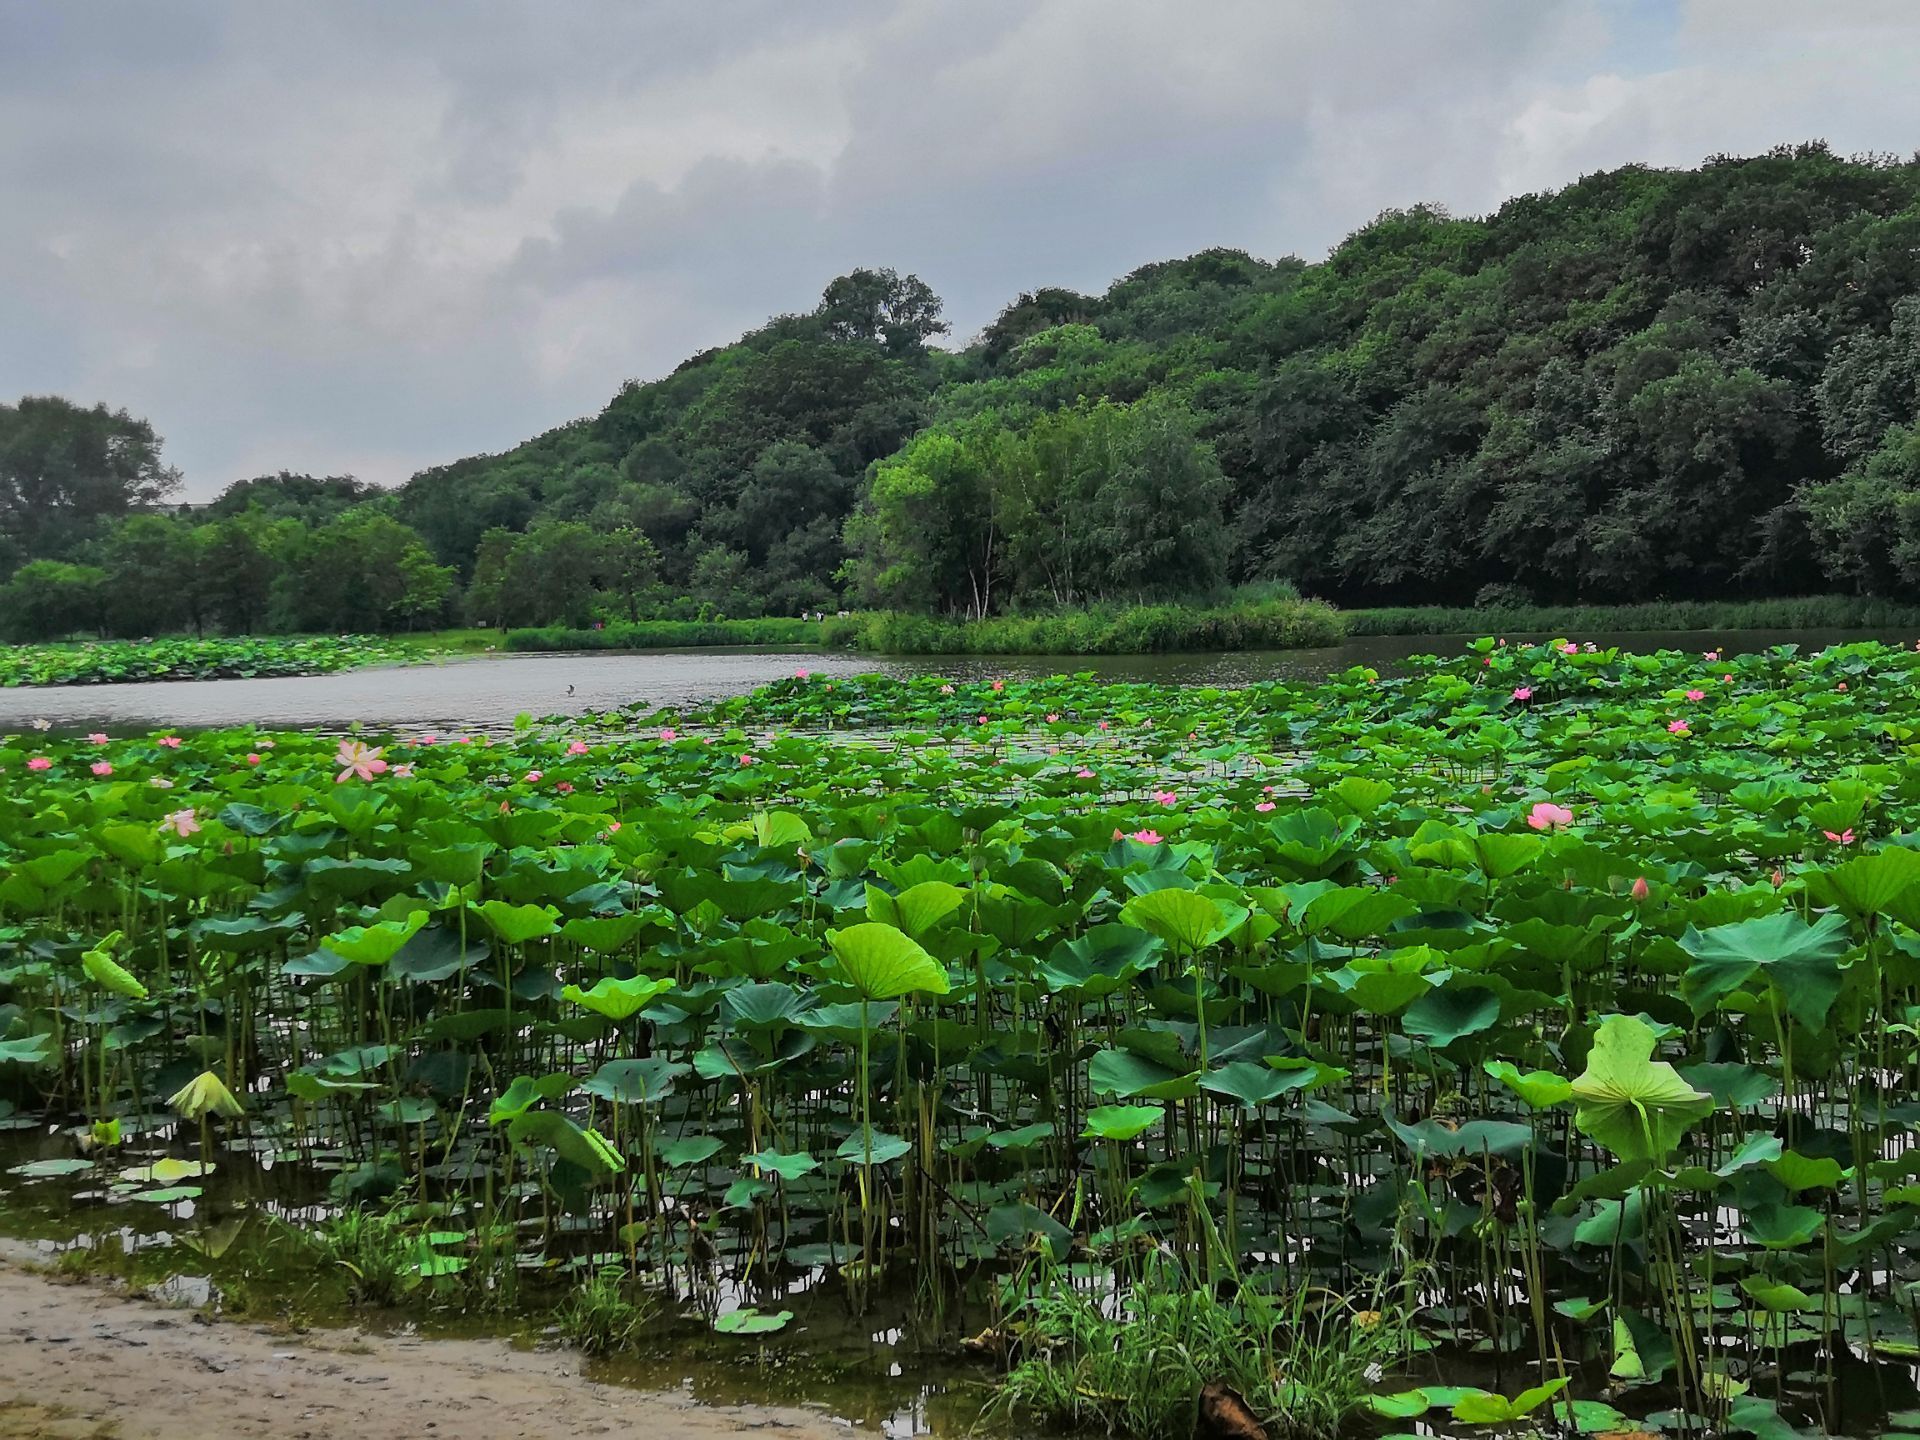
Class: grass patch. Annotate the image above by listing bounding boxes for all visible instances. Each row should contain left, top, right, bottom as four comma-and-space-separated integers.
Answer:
504, 616, 856, 651
554, 1266, 659, 1354
991, 1262, 1400, 1440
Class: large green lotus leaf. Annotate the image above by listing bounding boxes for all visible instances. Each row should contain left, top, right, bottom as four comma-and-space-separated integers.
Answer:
1678, 1061, 1778, 1110
1571, 1014, 1713, 1162
1319, 948, 1443, 1016
834, 1127, 911, 1166
487, 1073, 576, 1123
1811, 847, 1920, 918
723, 981, 808, 1028
1120, 889, 1238, 955
582, 1058, 688, 1106
658, 1134, 725, 1168
390, 925, 490, 984
749, 810, 813, 850
1677, 911, 1850, 1029
81, 935, 145, 1000
743, 1148, 818, 1180
825, 922, 949, 1001
1040, 924, 1163, 997
866, 880, 967, 938
562, 974, 674, 1021
1475, 832, 1545, 879
1402, 986, 1501, 1048
0, 1034, 55, 1066
506, 1110, 624, 1177
560, 913, 653, 953
324, 910, 428, 967
1302, 886, 1416, 942
1263, 808, 1360, 879
1081, 1104, 1162, 1140
1483, 1060, 1572, 1109
1088, 1047, 1199, 1101
1200, 1059, 1319, 1108
476, 900, 561, 945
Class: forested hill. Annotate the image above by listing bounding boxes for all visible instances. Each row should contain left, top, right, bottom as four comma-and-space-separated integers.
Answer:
392, 144, 1920, 617
10, 144, 1920, 638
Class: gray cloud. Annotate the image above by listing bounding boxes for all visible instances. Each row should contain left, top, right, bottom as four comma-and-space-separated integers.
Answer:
1, 0, 1918, 496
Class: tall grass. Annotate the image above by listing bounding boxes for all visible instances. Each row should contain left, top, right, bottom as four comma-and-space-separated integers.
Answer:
504, 616, 861, 651
1344, 594, 1920, 637
854, 596, 1343, 654
991, 1259, 1400, 1440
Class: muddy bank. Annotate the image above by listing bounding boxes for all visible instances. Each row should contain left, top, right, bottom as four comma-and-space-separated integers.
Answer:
0, 1247, 844, 1440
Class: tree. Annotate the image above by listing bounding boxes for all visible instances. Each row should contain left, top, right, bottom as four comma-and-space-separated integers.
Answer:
1801, 422, 1920, 594
816, 268, 948, 355
197, 513, 278, 634
98, 514, 203, 637
275, 510, 453, 632
0, 396, 181, 565
598, 527, 661, 622
0, 560, 105, 641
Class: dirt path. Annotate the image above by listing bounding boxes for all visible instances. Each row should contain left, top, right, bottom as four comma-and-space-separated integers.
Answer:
0, 1247, 844, 1440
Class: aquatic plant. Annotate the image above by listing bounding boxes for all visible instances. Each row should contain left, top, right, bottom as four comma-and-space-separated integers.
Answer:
3, 637, 1920, 1434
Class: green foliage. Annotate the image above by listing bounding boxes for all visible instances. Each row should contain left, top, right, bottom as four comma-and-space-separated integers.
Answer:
554, 1266, 659, 1354
0, 634, 417, 686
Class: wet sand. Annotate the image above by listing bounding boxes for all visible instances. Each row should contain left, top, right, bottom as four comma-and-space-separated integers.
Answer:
0, 1246, 842, 1440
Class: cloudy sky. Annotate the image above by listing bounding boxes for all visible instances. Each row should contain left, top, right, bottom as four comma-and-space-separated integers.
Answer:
3, 1, 1919, 497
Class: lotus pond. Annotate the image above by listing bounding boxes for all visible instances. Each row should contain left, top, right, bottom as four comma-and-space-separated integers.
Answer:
8, 640, 1920, 1439
0, 634, 425, 687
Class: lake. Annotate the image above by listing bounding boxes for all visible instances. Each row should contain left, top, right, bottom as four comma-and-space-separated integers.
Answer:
0, 627, 1908, 732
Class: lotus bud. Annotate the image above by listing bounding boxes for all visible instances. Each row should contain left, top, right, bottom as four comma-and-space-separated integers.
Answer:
1631, 876, 1650, 901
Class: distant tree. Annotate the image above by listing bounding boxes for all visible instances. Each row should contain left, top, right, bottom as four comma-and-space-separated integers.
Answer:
197, 513, 277, 633
98, 514, 203, 637
1801, 422, 1920, 594
0, 560, 105, 641
816, 268, 948, 355
0, 396, 180, 566
207, 472, 375, 524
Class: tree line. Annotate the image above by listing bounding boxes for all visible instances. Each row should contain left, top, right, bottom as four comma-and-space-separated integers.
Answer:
8, 142, 1920, 641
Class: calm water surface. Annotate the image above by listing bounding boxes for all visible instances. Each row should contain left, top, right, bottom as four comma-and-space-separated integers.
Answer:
0, 628, 1906, 732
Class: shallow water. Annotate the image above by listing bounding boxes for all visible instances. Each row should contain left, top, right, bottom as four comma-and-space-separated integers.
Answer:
0, 627, 1907, 733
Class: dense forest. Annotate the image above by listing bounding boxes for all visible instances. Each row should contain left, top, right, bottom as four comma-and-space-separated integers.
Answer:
7, 143, 1920, 638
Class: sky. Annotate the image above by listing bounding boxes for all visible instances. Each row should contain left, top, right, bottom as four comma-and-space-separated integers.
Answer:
4, 1, 1920, 498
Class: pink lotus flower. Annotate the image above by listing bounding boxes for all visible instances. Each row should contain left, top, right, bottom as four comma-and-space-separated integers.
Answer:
1824, 828, 1856, 846
1152, 790, 1178, 807
1703, 650, 1720, 662
1667, 719, 1690, 735
1723, 674, 1733, 684
90, 761, 113, 777
86, 733, 109, 745
148, 776, 173, 789
738, 753, 758, 766
606, 820, 621, 833
566, 740, 589, 755
555, 781, 573, 794
156, 736, 182, 749
939, 684, 953, 695
158, 808, 200, 838
417, 733, 439, 745
334, 739, 388, 783
1837, 682, 1849, 693
1045, 712, 1060, 723
1630, 876, 1650, 901
25, 757, 50, 771
1526, 802, 1573, 832
977, 714, 988, 725
991, 680, 1005, 692
1685, 689, 1705, 701
1512, 686, 1533, 702
524, 770, 543, 783
391, 763, 414, 778
794, 668, 810, 680
1771, 868, 1785, 887
246, 753, 262, 766
1255, 801, 1276, 813
1097, 720, 1110, 731
1560, 643, 1577, 656
659, 727, 679, 742
1129, 829, 1163, 845
1075, 768, 1094, 779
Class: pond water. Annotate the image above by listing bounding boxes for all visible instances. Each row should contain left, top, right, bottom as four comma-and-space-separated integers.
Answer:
0, 627, 1908, 733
